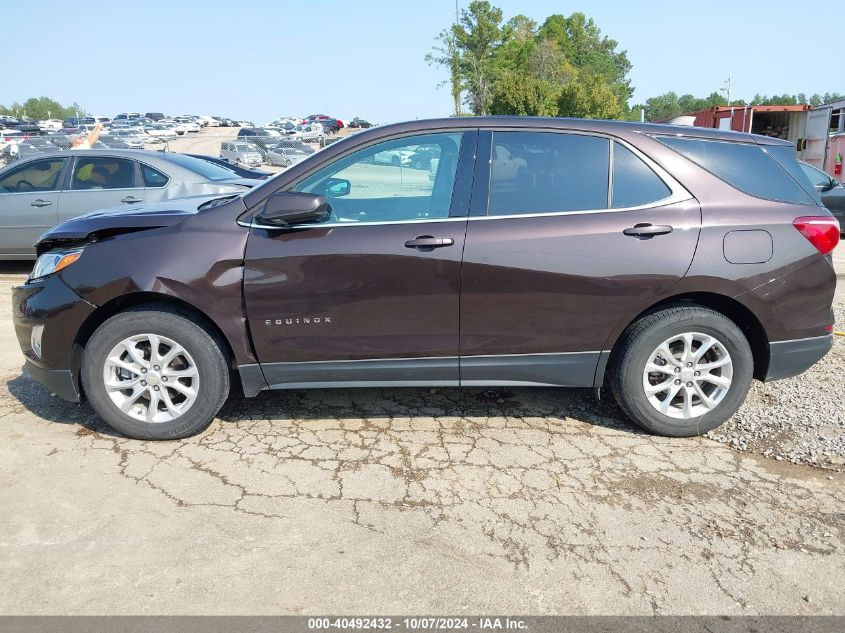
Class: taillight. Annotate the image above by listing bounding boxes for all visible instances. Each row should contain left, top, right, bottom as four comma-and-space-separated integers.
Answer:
793, 216, 840, 255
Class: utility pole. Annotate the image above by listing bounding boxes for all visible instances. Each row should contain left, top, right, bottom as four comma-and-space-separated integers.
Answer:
721, 75, 732, 106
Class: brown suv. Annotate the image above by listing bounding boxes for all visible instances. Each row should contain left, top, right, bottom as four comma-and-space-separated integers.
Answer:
12, 117, 840, 440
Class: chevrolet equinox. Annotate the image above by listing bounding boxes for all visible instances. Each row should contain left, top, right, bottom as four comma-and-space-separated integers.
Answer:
12, 118, 840, 440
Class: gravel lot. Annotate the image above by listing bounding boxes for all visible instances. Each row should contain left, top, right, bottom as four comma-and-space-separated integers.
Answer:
708, 248, 845, 471
0, 153, 842, 614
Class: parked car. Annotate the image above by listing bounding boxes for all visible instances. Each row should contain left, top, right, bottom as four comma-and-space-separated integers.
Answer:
264, 146, 310, 168
174, 117, 201, 133
373, 148, 413, 166
348, 118, 372, 129
38, 119, 64, 131
185, 154, 272, 179
144, 124, 179, 141
0, 149, 263, 258
290, 124, 326, 143
316, 118, 342, 133
145, 112, 166, 121
113, 113, 142, 121
63, 117, 95, 128
220, 141, 263, 167
198, 115, 220, 127
11, 117, 838, 440
799, 161, 845, 231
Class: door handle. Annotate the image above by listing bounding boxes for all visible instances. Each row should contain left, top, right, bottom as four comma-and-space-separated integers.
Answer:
121, 196, 144, 204
623, 223, 673, 238
30, 199, 52, 207
404, 236, 455, 250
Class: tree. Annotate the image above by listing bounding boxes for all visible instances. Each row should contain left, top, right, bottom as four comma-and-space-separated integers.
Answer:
557, 72, 624, 119
491, 72, 560, 116
451, 1, 506, 115
426, 28, 463, 117
537, 13, 633, 107
0, 96, 85, 120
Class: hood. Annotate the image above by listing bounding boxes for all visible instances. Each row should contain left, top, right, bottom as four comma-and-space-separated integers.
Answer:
37, 193, 239, 246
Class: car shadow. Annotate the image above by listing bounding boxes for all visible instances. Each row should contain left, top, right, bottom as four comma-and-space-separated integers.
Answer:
6, 369, 644, 439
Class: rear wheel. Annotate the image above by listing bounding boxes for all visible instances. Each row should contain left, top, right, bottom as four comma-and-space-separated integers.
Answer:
610, 306, 753, 436
82, 307, 230, 440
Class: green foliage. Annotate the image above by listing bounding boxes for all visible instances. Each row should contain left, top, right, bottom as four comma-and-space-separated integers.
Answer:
427, 3, 631, 119
0, 96, 85, 121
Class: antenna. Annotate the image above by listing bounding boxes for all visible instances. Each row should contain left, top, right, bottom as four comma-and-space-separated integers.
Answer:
720, 75, 732, 106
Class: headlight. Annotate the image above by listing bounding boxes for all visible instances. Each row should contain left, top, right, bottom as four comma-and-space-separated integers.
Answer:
30, 247, 84, 281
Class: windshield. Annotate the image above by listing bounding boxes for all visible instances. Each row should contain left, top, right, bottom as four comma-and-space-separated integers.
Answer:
159, 153, 240, 181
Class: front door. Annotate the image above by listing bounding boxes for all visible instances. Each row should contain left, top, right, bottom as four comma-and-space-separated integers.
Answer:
459, 130, 701, 387
243, 130, 475, 388
58, 156, 145, 222
0, 157, 67, 257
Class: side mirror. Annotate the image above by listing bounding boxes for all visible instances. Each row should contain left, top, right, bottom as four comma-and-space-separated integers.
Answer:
256, 192, 331, 227
821, 178, 837, 193
325, 177, 351, 197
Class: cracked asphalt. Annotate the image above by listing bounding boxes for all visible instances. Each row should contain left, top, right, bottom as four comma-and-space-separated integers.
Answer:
1, 256, 843, 615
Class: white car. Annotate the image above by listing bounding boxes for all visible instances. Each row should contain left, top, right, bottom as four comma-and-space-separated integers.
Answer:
174, 118, 201, 132
38, 119, 64, 131
160, 121, 188, 135
93, 116, 111, 124
144, 125, 179, 140
290, 124, 326, 143
198, 115, 220, 127
373, 149, 414, 167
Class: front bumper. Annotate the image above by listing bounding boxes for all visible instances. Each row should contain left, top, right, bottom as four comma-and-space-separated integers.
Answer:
764, 334, 834, 382
12, 274, 96, 402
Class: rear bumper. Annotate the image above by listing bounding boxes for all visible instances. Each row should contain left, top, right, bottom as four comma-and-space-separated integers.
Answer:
764, 334, 833, 382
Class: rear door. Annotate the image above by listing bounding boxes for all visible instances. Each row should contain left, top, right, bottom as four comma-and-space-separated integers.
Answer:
459, 130, 700, 387
59, 155, 146, 221
0, 157, 67, 257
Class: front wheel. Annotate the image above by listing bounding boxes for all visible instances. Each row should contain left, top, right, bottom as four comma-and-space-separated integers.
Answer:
81, 306, 230, 440
609, 306, 753, 437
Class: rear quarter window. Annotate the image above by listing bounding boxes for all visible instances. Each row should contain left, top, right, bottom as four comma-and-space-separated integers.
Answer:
612, 142, 672, 208
655, 136, 816, 205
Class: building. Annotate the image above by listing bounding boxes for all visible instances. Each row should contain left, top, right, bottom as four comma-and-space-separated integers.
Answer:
804, 98, 845, 176
659, 101, 845, 177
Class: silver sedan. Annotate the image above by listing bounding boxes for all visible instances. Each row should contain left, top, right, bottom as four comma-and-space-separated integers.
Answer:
0, 149, 261, 259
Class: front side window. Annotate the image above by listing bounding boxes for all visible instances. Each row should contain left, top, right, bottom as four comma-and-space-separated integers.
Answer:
292, 132, 463, 223
656, 136, 815, 205
488, 131, 609, 216
142, 164, 169, 187
612, 142, 672, 208
0, 158, 67, 193
71, 157, 136, 190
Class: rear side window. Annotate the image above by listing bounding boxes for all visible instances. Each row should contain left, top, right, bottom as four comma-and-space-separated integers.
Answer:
71, 157, 136, 190
612, 143, 672, 208
489, 131, 609, 215
656, 136, 815, 205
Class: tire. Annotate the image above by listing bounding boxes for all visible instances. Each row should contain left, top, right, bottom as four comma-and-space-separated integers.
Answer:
609, 305, 753, 437
81, 306, 230, 440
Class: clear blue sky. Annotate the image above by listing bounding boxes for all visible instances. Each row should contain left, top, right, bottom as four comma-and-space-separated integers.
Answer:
3, 0, 839, 123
